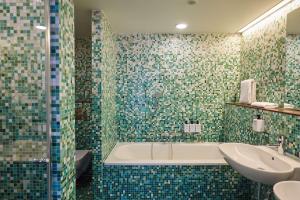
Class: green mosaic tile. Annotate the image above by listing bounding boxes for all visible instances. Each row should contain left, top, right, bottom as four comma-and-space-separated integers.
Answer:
236, 0, 300, 157
0, 0, 48, 199
103, 165, 252, 200
0, 162, 48, 200
286, 34, 300, 108
76, 4, 300, 200
240, 0, 300, 109
241, 16, 287, 105
75, 103, 92, 150
91, 10, 118, 200
75, 38, 92, 102
58, 0, 76, 199
224, 104, 300, 157
116, 34, 241, 142
74, 38, 93, 150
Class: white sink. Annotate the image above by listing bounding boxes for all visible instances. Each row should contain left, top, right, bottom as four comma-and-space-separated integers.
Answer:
219, 143, 294, 185
274, 181, 300, 200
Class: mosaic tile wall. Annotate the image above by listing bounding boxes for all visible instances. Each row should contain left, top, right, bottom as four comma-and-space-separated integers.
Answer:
116, 34, 241, 142
91, 10, 118, 199
223, 104, 300, 199
0, 162, 48, 200
75, 38, 92, 150
103, 165, 252, 200
0, 0, 48, 199
50, 0, 76, 199
240, 0, 298, 103
228, 0, 300, 156
223, 104, 300, 152
286, 34, 300, 108
241, 17, 287, 105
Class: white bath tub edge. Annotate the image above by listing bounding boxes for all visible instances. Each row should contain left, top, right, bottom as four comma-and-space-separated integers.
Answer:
104, 142, 227, 166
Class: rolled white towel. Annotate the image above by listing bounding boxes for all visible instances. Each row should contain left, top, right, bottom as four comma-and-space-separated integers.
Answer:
284, 103, 295, 109
239, 79, 256, 104
251, 102, 278, 108
251, 102, 295, 109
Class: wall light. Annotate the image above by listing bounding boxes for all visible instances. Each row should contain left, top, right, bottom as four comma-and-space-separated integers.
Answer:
239, 0, 293, 33
176, 23, 188, 30
35, 25, 47, 30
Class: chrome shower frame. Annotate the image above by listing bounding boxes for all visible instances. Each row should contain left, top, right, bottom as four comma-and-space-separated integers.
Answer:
44, 0, 52, 199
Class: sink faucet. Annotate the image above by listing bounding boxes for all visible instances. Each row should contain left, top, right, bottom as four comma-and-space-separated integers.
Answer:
267, 136, 285, 155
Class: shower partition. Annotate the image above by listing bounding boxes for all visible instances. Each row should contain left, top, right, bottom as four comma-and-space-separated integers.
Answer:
0, 0, 51, 199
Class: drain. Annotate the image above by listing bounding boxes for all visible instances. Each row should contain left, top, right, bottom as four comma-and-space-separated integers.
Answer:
257, 167, 265, 170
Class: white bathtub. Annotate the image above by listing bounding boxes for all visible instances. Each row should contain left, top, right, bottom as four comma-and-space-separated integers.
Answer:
104, 142, 227, 165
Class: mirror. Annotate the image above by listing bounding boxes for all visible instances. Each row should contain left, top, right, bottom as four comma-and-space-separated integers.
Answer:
286, 7, 300, 109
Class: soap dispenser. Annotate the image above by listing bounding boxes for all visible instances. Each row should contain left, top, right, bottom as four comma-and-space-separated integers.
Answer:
189, 120, 196, 133
184, 120, 190, 133
252, 114, 265, 132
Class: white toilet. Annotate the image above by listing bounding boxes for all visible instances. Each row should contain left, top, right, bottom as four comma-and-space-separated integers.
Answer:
76, 150, 92, 179
273, 181, 300, 200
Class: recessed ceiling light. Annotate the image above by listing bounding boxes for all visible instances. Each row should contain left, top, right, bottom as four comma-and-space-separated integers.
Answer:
187, 0, 198, 5
176, 23, 188, 30
35, 25, 47, 30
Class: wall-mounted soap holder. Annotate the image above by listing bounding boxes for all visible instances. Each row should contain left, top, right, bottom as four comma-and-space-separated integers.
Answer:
184, 120, 202, 134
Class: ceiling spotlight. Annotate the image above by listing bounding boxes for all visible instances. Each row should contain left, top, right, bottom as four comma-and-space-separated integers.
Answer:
187, 0, 198, 5
176, 23, 188, 30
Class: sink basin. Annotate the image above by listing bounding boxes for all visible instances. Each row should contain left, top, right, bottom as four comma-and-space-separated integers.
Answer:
274, 181, 300, 200
219, 143, 294, 185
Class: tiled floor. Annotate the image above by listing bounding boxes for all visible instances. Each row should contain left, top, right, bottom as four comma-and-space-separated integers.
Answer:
76, 167, 92, 200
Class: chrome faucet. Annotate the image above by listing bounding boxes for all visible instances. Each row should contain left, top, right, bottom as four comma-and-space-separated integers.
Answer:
278, 136, 284, 155
267, 136, 285, 155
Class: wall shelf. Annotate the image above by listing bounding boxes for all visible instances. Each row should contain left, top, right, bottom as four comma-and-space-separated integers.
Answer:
226, 102, 300, 117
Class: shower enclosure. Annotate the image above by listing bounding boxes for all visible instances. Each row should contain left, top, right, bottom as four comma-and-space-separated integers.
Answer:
0, 0, 51, 199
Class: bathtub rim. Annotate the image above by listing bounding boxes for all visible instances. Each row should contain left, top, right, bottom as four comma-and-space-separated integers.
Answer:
104, 142, 227, 166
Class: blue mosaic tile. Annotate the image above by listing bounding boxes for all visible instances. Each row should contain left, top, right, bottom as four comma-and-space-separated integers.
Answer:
50, 0, 76, 199
103, 165, 252, 200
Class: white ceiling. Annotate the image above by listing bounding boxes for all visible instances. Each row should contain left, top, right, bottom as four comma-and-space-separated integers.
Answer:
74, 0, 282, 38
287, 7, 300, 34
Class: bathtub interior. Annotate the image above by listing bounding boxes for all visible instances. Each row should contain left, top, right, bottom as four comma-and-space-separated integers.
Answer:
112, 143, 152, 160
105, 142, 227, 165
